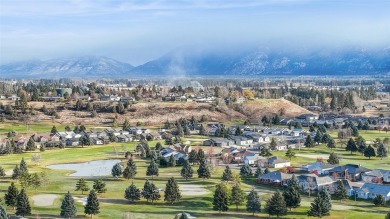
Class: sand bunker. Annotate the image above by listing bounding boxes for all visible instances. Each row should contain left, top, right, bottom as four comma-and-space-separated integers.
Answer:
32, 194, 58, 207
74, 197, 88, 205
180, 184, 210, 196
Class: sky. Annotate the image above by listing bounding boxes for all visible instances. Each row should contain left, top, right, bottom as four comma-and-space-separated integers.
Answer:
0, 0, 389, 66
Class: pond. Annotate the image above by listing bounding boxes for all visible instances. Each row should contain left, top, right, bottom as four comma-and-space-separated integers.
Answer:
47, 159, 121, 177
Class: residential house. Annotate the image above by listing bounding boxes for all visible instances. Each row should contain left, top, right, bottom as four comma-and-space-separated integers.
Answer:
231, 150, 255, 163
256, 156, 291, 168
357, 183, 390, 201
203, 138, 234, 147
301, 162, 338, 175
244, 155, 265, 166
362, 169, 390, 184
257, 171, 293, 186
329, 164, 371, 181
230, 136, 253, 146
298, 174, 335, 192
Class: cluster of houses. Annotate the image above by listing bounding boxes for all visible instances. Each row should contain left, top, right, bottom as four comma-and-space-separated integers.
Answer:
257, 162, 390, 201
162, 93, 217, 103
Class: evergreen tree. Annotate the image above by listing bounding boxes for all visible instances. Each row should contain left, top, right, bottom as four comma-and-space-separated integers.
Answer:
270, 138, 277, 150
260, 147, 272, 157
19, 158, 28, 174
373, 194, 386, 206
188, 150, 198, 165
240, 164, 252, 177
159, 157, 168, 167
327, 152, 340, 165
15, 188, 31, 217
75, 178, 89, 194
93, 179, 107, 194
180, 160, 194, 180
197, 149, 205, 161
235, 127, 243, 136
304, 135, 314, 148
25, 137, 36, 151
0, 166, 5, 177
123, 159, 137, 180
377, 143, 388, 160
230, 183, 245, 210
346, 138, 358, 154
30, 173, 41, 192
197, 159, 211, 180
111, 162, 122, 178
285, 148, 296, 160
199, 124, 206, 135
246, 188, 261, 216
84, 190, 100, 217
5, 182, 19, 209
264, 167, 270, 174
155, 142, 163, 151
356, 136, 367, 155
146, 160, 159, 179
222, 166, 233, 183
142, 180, 161, 203
0, 204, 7, 219
314, 130, 323, 144
283, 177, 301, 211
385, 212, 390, 219
265, 191, 287, 218
164, 177, 182, 204
364, 145, 376, 159
213, 183, 229, 213
168, 154, 176, 167
124, 182, 141, 202
307, 189, 332, 218
327, 137, 336, 150
11, 165, 21, 180
51, 125, 58, 134
255, 166, 264, 177
334, 180, 348, 202
60, 191, 77, 219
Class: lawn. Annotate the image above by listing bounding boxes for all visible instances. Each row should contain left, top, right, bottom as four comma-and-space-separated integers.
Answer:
1, 142, 389, 219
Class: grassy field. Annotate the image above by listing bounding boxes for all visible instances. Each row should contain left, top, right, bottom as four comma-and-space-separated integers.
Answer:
0, 141, 389, 219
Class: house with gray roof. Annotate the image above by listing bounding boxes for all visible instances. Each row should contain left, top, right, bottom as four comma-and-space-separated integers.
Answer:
329, 164, 371, 181
357, 183, 390, 201
257, 171, 292, 186
301, 162, 338, 175
362, 169, 390, 184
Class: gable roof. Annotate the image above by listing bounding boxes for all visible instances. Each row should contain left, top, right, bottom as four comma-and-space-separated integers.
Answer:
359, 183, 390, 196
258, 171, 292, 182
330, 164, 371, 174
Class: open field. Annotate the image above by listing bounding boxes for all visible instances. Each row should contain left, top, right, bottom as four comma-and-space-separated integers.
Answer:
1, 139, 389, 219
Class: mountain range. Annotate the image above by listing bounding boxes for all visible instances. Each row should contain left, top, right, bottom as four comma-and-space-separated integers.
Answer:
1, 47, 389, 78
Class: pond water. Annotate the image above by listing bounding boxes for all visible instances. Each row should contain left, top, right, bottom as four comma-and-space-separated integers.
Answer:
47, 159, 121, 177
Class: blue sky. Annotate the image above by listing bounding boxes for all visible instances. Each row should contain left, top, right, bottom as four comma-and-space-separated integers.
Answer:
0, 0, 389, 65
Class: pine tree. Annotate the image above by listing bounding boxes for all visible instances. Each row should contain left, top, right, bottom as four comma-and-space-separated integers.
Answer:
314, 130, 323, 144
235, 127, 243, 136
283, 174, 301, 211
327, 137, 336, 150
222, 166, 233, 183
246, 188, 261, 216
197, 149, 205, 161
264, 167, 270, 174
213, 183, 229, 213
270, 138, 277, 150
123, 159, 137, 180
164, 177, 182, 204
385, 212, 390, 219
146, 160, 159, 179
285, 148, 296, 160
0, 204, 7, 219
255, 166, 264, 177
25, 137, 36, 151
51, 125, 58, 134
373, 194, 386, 206
307, 189, 332, 218
84, 190, 100, 217
240, 164, 252, 177
260, 147, 272, 157
199, 124, 206, 135
142, 180, 161, 203
265, 191, 287, 218
168, 154, 176, 167
230, 183, 245, 210
11, 165, 21, 180
188, 150, 198, 164
93, 179, 107, 194
75, 178, 89, 194
304, 135, 314, 148
377, 143, 388, 160
30, 173, 41, 192
124, 182, 141, 202
180, 160, 194, 180
334, 180, 348, 202
346, 138, 358, 154
327, 152, 340, 165
15, 188, 31, 217
364, 145, 376, 159
5, 182, 19, 209
197, 159, 211, 180
111, 162, 123, 178
0, 166, 5, 177
19, 158, 28, 174
60, 191, 77, 219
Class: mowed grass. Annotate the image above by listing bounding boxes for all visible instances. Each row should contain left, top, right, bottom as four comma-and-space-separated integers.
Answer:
0, 142, 389, 219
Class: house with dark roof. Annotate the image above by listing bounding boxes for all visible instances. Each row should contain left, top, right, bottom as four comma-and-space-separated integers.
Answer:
329, 164, 371, 181
257, 171, 292, 186
357, 183, 390, 201
203, 138, 234, 147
